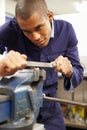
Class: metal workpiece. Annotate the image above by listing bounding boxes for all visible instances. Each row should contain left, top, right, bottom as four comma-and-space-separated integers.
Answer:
31, 68, 46, 81
0, 121, 33, 130
0, 68, 46, 130
27, 61, 56, 68
43, 94, 87, 107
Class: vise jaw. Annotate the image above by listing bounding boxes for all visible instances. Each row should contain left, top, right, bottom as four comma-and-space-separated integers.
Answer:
0, 68, 46, 130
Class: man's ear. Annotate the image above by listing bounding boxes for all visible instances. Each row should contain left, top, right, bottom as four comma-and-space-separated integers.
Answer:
47, 11, 54, 22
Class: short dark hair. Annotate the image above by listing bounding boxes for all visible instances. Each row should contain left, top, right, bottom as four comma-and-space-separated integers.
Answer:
15, 0, 48, 20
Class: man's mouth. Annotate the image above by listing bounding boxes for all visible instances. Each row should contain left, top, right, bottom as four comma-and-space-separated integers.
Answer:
36, 40, 45, 46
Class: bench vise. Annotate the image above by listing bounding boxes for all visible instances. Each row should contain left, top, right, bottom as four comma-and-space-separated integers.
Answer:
0, 68, 46, 130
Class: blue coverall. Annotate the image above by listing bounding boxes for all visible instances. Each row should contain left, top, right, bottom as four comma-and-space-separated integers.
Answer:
0, 18, 83, 130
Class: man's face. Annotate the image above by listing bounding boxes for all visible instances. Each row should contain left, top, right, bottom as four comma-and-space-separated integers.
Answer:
17, 11, 53, 48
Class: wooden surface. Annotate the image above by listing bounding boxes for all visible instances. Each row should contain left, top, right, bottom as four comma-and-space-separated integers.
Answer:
65, 120, 87, 129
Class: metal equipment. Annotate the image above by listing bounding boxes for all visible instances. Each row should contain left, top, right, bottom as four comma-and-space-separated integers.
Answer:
0, 68, 46, 130
27, 61, 56, 68
0, 61, 87, 130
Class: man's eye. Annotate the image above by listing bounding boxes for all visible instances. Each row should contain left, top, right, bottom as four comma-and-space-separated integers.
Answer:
36, 26, 42, 31
23, 31, 31, 34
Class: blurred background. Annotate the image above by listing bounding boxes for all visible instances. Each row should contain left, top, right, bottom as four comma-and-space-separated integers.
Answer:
1, 0, 87, 16
0, 0, 87, 130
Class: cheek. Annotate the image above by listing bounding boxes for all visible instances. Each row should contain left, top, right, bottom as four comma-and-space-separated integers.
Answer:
46, 24, 52, 37
45, 28, 51, 39
43, 25, 51, 37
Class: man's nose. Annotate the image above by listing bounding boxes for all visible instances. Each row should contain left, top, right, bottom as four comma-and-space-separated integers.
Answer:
31, 32, 40, 41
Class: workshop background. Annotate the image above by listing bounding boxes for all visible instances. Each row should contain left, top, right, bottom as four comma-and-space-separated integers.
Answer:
0, 0, 87, 130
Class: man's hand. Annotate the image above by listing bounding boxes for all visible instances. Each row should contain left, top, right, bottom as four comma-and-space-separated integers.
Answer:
0, 50, 28, 76
54, 55, 73, 78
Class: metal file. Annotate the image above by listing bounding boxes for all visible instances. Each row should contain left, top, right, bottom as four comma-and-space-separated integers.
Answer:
27, 61, 56, 68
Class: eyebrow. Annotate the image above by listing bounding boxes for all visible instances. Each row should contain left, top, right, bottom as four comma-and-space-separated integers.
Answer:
22, 29, 30, 32
22, 23, 45, 32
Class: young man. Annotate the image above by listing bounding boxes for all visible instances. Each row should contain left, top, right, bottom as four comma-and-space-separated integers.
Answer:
0, 0, 83, 130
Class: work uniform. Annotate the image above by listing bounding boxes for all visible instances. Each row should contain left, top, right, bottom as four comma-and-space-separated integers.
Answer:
0, 17, 83, 130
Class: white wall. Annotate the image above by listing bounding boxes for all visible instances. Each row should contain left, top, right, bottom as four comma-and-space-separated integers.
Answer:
46, 0, 79, 14
5, 0, 84, 16
0, 0, 5, 25
5, 0, 16, 17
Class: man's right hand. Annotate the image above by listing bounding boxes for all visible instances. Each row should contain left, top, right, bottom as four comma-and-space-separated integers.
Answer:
0, 50, 28, 76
